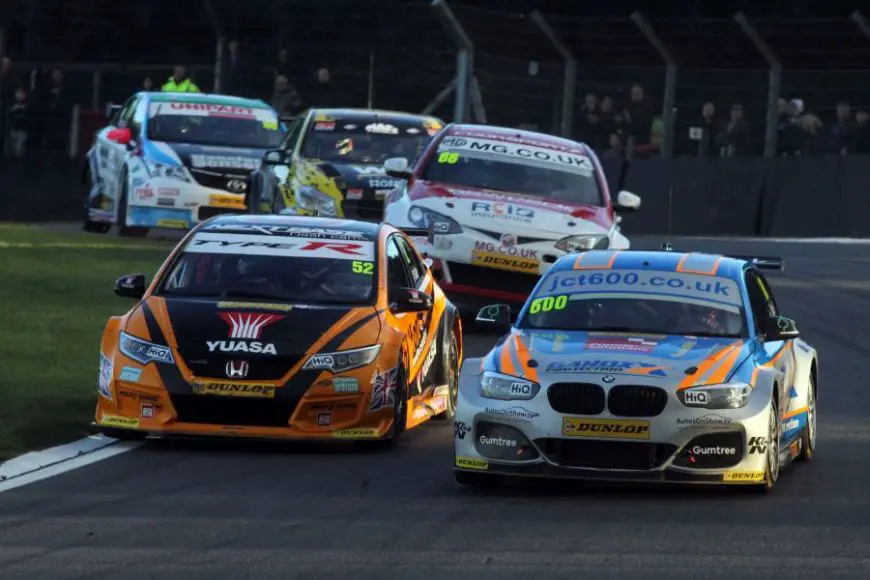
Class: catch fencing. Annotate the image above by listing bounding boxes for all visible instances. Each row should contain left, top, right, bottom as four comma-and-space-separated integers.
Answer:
2, 0, 870, 239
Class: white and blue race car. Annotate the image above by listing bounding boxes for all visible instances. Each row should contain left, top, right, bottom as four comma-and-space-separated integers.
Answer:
454, 249, 818, 492
83, 92, 283, 236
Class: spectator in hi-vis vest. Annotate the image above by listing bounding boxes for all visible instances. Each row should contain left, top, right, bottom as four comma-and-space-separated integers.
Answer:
162, 66, 200, 93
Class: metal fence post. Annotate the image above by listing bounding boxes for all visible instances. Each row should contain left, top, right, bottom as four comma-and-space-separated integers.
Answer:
203, 0, 223, 94
529, 10, 576, 139
367, 52, 375, 109
214, 37, 225, 93
851, 11, 870, 39
630, 12, 677, 159
91, 70, 102, 111
431, 0, 474, 123
735, 12, 781, 158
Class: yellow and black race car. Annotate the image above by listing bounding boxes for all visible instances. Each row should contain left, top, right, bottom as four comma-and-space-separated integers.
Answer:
95, 214, 462, 445
246, 108, 443, 221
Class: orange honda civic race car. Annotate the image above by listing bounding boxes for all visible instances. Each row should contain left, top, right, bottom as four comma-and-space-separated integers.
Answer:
95, 214, 463, 445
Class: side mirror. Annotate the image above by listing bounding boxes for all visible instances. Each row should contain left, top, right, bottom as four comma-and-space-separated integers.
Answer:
105, 102, 122, 121
761, 315, 800, 341
384, 157, 412, 179
107, 127, 132, 146
614, 190, 641, 213
114, 273, 146, 299
476, 304, 512, 332
262, 149, 288, 166
391, 287, 433, 313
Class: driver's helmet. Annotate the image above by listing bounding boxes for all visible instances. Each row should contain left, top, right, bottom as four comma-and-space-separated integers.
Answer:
225, 255, 272, 285
673, 302, 742, 335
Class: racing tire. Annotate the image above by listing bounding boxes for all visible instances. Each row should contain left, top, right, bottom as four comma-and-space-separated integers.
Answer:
82, 168, 111, 234
83, 219, 111, 234
754, 393, 781, 493
100, 427, 147, 442
796, 374, 816, 462
117, 172, 149, 238
433, 326, 461, 421
454, 470, 503, 488
356, 364, 409, 450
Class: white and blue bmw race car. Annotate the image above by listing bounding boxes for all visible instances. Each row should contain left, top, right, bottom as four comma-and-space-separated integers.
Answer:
454, 249, 818, 492
83, 92, 283, 236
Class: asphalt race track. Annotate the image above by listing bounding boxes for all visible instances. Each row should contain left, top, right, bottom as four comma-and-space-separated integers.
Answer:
3, 233, 870, 579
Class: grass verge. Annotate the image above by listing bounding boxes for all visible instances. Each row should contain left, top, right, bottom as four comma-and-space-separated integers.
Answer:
0, 224, 172, 462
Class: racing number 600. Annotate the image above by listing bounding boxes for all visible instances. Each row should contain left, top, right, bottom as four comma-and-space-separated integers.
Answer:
529, 295, 568, 314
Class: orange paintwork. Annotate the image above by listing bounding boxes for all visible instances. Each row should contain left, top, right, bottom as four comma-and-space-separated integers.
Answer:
95, 223, 461, 441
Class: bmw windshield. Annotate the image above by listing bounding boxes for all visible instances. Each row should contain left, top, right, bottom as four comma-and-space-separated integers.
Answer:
519, 269, 747, 338
421, 134, 603, 206
147, 102, 283, 148
156, 224, 378, 305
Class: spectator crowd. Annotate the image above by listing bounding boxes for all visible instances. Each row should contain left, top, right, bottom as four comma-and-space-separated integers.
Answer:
2, 43, 870, 163
571, 81, 870, 159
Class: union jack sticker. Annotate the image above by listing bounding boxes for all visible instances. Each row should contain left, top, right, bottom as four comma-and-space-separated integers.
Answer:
368, 367, 399, 411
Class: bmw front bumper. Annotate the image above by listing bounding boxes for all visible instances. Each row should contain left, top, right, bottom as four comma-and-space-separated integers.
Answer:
453, 364, 773, 485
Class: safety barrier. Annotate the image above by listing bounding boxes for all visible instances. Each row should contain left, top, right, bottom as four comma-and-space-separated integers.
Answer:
2, 152, 869, 238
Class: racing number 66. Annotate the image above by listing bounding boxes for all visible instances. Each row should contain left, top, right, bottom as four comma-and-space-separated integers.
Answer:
437, 151, 459, 164
529, 295, 568, 314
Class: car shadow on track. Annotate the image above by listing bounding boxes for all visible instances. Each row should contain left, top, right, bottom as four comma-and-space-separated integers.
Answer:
450, 469, 810, 501
133, 420, 450, 457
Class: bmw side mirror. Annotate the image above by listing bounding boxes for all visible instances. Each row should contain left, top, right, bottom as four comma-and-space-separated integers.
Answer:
391, 287, 433, 313
114, 273, 146, 299
761, 315, 800, 341
476, 304, 512, 332
262, 149, 287, 166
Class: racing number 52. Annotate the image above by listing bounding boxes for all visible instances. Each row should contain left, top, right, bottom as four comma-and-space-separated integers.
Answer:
352, 260, 374, 274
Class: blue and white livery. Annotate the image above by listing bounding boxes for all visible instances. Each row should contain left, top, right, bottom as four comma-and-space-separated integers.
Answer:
454, 249, 818, 492
83, 92, 283, 236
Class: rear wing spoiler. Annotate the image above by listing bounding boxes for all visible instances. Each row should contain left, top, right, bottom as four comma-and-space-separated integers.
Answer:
730, 256, 784, 271
660, 244, 784, 271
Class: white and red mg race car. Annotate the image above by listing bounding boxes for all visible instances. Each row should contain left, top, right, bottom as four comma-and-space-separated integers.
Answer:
382, 123, 642, 312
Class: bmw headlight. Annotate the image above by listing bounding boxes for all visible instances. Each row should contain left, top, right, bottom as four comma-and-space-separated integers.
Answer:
555, 235, 609, 253
678, 383, 752, 409
480, 371, 540, 401
119, 331, 175, 365
302, 345, 382, 374
143, 159, 191, 183
408, 206, 463, 234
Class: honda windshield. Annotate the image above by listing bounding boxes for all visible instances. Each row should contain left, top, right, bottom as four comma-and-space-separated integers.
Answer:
156, 225, 378, 305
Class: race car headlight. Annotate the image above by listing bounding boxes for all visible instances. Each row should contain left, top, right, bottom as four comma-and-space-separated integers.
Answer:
408, 206, 463, 234
143, 159, 191, 183
297, 185, 337, 216
302, 345, 382, 374
118, 331, 175, 365
678, 383, 752, 409
555, 235, 609, 253
480, 371, 540, 401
